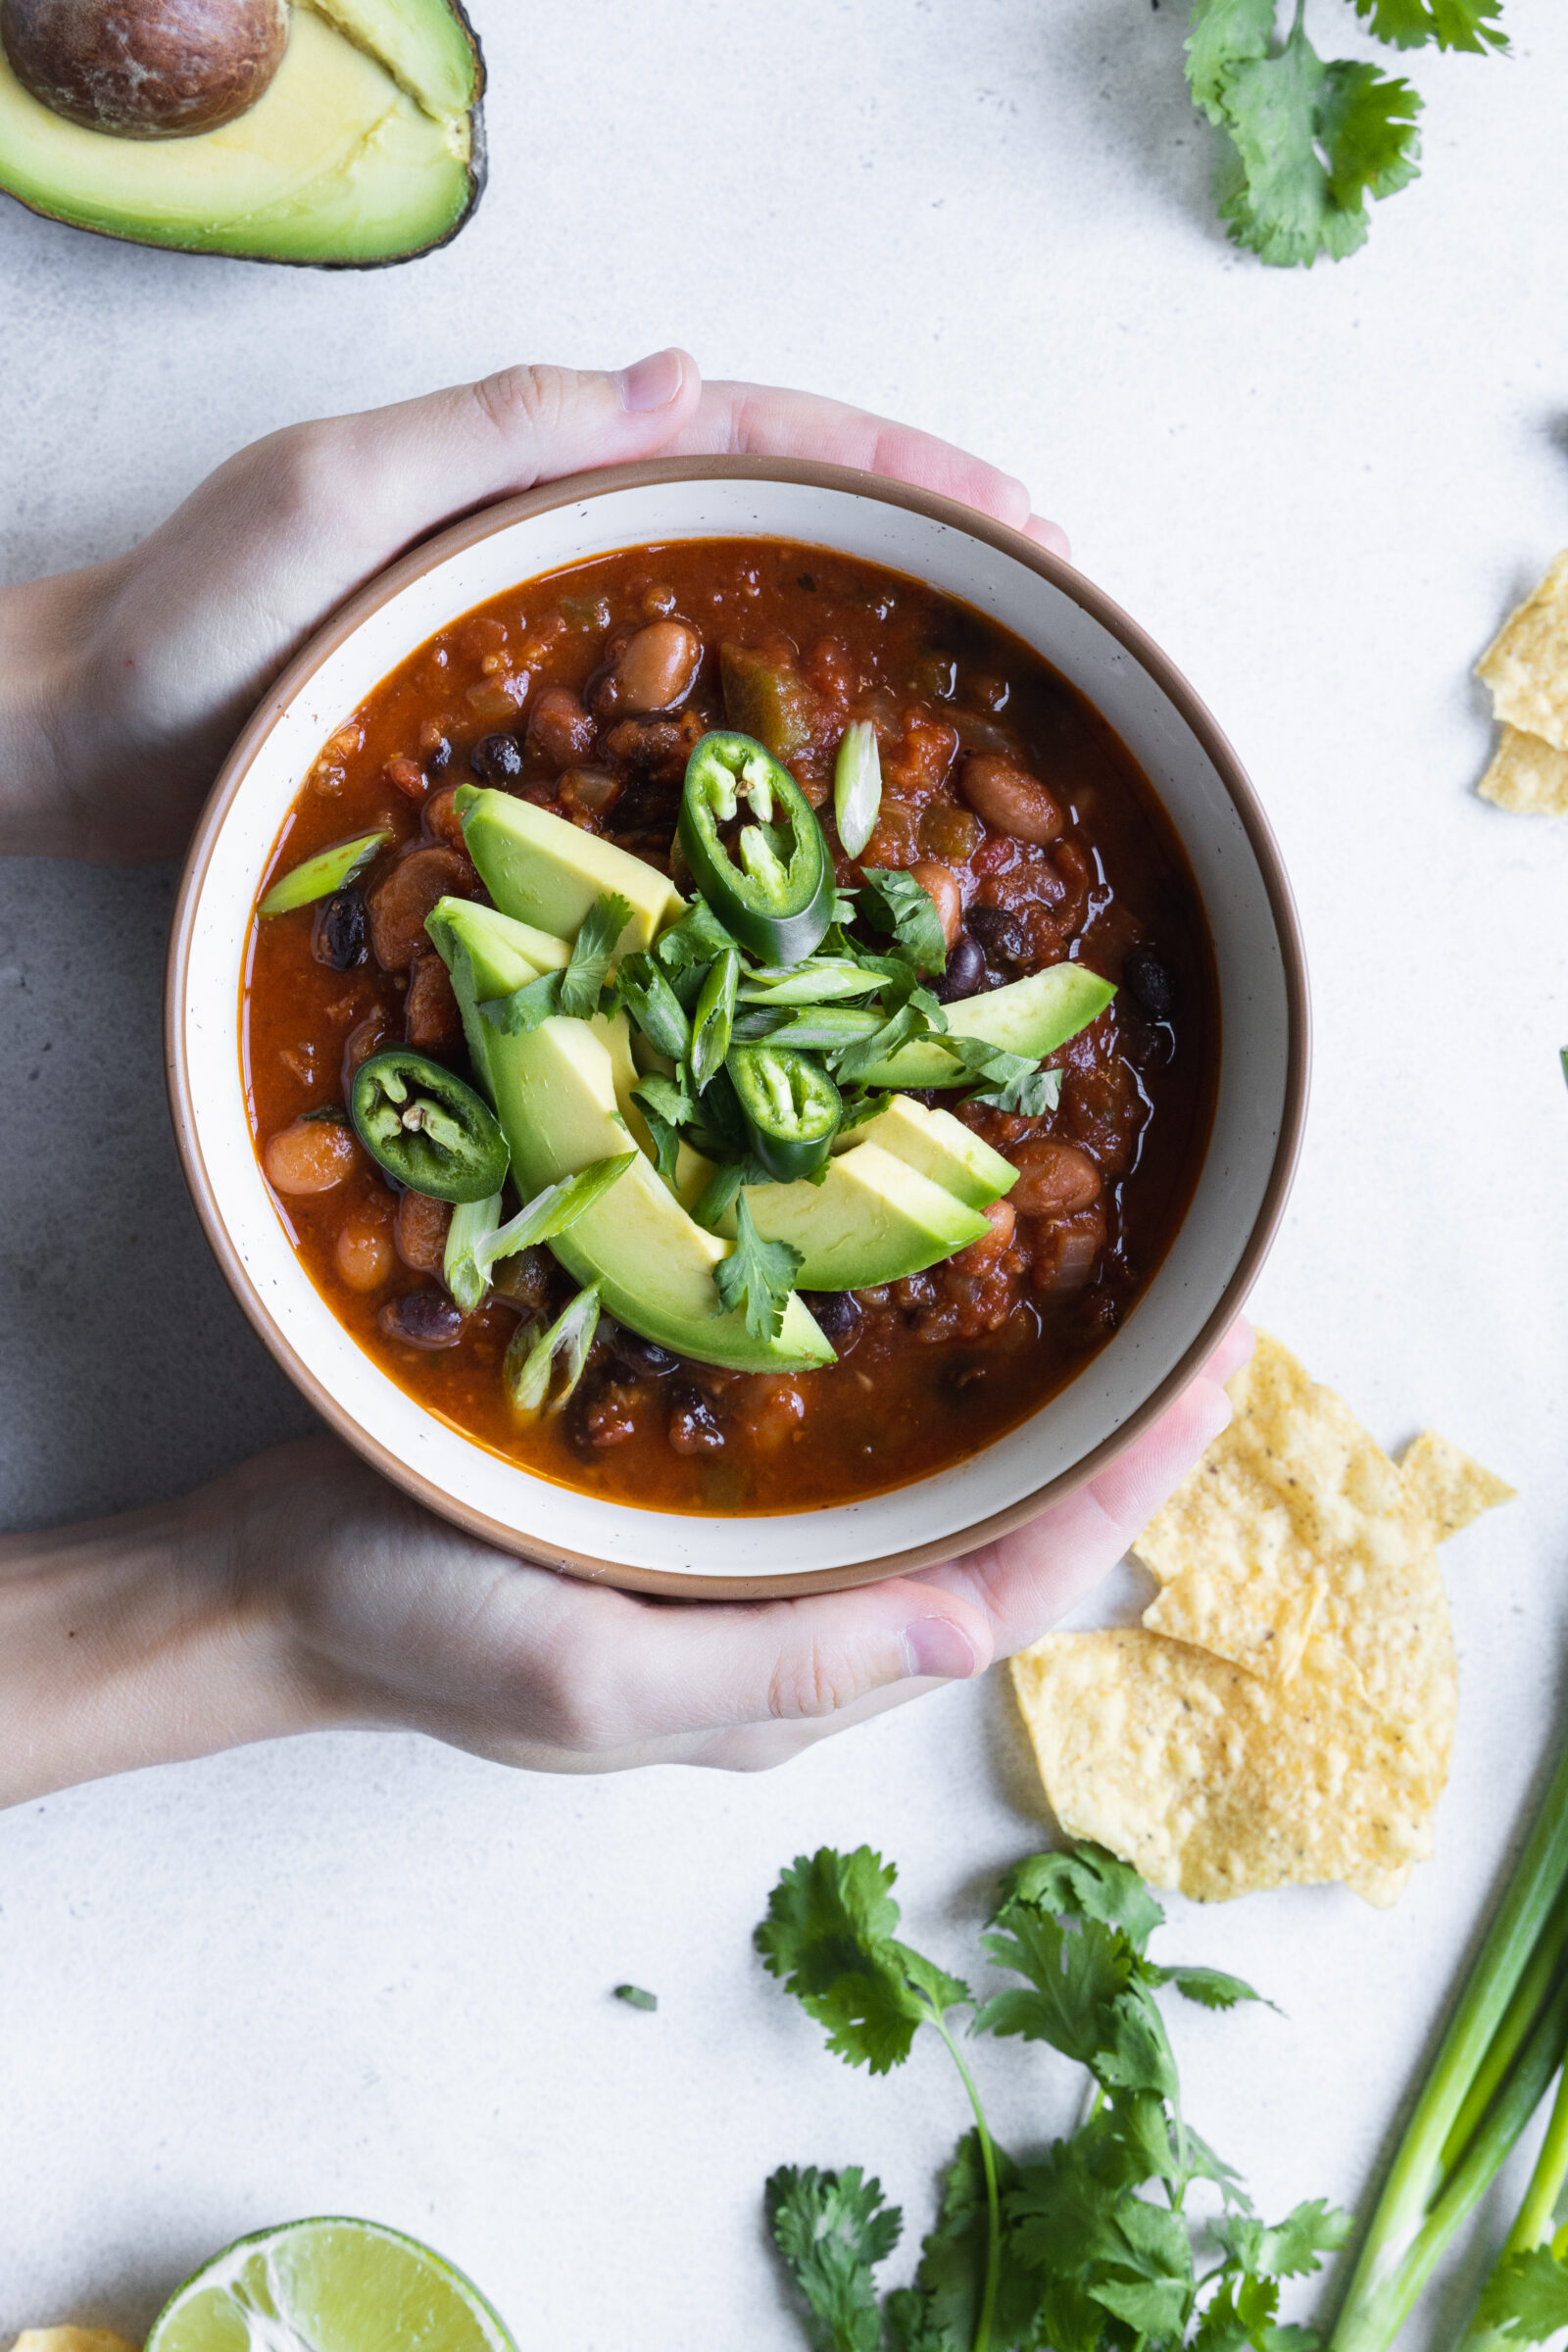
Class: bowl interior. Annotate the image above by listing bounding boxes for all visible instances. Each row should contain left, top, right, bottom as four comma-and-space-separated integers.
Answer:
173, 466, 1300, 1588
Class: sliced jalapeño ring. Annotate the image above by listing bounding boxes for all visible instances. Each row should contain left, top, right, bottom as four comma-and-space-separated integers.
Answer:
678, 729, 834, 964
727, 1042, 844, 1182
349, 1048, 510, 1202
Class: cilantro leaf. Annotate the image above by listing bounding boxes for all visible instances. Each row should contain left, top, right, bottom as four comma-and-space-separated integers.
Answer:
654, 897, 746, 975
630, 1073, 692, 1192
478, 967, 565, 1036
1186, 2126, 1254, 2211
883, 2132, 1035, 2352
1480, 2247, 1568, 2342
765, 2165, 901, 2352
941, 1036, 1062, 1117
1203, 21, 1422, 269
615, 952, 691, 1059
712, 1193, 802, 1341
756, 1846, 969, 2075
1187, 0, 1275, 119
1215, 2201, 1352, 2282
1001, 1846, 1166, 1954
856, 868, 950, 975
1352, 0, 1506, 49
836, 1090, 896, 1136
1193, 2271, 1281, 2352
558, 890, 632, 1017
1089, 2193, 1195, 2337
1146, 1963, 1269, 2012
978, 1905, 1178, 2100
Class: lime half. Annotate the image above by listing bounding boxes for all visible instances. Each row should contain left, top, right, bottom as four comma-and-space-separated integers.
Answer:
146, 2218, 517, 2352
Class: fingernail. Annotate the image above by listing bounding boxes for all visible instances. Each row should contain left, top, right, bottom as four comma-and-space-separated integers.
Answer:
616, 348, 685, 413
901, 1617, 980, 1682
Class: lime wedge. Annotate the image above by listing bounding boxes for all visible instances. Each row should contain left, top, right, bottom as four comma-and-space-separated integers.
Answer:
146, 2218, 516, 2352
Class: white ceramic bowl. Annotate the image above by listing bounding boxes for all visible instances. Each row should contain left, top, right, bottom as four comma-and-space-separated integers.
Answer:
167, 459, 1308, 1596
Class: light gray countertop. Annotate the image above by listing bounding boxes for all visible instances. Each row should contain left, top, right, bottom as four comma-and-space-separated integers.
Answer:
2, 0, 1566, 2338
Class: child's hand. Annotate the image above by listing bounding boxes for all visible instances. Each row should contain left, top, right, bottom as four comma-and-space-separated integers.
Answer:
0, 348, 1064, 862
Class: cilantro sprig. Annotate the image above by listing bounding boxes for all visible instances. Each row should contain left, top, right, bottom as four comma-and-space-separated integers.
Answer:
1186, 0, 1508, 268
713, 1193, 804, 1340
759, 1840, 1348, 2352
479, 890, 632, 1033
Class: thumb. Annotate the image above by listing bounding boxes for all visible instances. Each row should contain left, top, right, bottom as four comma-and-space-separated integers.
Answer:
320, 348, 701, 564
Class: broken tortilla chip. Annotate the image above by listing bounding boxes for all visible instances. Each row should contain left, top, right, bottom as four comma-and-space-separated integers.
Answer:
1399, 1428, 1517, 1544
12, 2334, 140, 2351
1010, 1332, 1512, 1904
1478, 723, 1568, 815
1477, 551, 1568, 752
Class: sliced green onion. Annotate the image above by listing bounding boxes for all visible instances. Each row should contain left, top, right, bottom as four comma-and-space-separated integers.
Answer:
505, 1280, 603, 1416
689, 949, 740, 1091
258, 829, 389, 916
471, 1154, 636, 1287
743, 1005, 885, 1052
833, 720, 882, 858
737, 958, 880, 1006
443, 1192, 504, 1315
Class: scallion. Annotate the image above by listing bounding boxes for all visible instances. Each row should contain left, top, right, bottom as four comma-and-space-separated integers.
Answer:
833, 720, 882, 858
504, 1280, 603, 1416
443, 1192, 504, 1315
470, 1155, 635, 1288
258, 829, 389, 916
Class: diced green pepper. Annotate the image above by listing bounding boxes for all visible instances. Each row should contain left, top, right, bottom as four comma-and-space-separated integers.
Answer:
679, 731, 834, 964
258, 829, 388, 916
349, 1048, 510, 1202
720, 643, 820, 760
727, 1045, 843, 1181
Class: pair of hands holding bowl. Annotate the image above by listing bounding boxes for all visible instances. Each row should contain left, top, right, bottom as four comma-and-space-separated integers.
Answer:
0, 347, 1243, 1805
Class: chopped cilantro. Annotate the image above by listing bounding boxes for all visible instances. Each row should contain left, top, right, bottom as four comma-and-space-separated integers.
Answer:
481, 891, 631, 1032
712, 1193, 803, 1340
613, 1983, 659, 2013
855, 867, 950, 975
767, 2167, 902, 2352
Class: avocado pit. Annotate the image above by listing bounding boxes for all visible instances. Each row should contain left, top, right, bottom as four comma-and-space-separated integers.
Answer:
1, 0, 288, 138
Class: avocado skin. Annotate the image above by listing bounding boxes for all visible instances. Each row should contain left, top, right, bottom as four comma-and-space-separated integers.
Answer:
0, 0, 486, 268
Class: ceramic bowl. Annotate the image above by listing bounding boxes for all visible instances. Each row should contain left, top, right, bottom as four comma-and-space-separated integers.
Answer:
167, 458, 1308, 1596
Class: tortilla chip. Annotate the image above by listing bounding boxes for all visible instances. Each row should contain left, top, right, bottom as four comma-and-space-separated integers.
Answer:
1009, 1631, 1437, 1902
1477, 552, 1568, 752
12, 2334, 140, 2351
1478, 724, 1568, 815
1399, 1428, 1516, 1543
1134, 1336, 1455, 1796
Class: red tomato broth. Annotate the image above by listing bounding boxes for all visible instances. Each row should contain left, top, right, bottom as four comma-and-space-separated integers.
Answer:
242, 538, 1217, 1515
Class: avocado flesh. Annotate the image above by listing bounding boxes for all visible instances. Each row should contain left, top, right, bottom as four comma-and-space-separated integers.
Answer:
462, 792, 685, 957
858, 964, 1116, 1090
831, 1096, 1017, 1211
431, 901, 833, 1376
716, 1145, 991, 1293
0, 2, 481, 266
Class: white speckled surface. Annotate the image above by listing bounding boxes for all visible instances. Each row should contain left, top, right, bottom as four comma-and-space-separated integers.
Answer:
1, 0, 1566, 2340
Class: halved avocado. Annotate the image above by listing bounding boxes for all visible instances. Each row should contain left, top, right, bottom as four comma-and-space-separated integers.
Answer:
0, 0, 483, 266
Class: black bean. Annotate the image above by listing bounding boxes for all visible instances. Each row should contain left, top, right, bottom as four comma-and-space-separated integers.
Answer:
313, 888, 367, 970
800, 1290, 862, 1347
600, 1316, 680, 1378
966, 906, 1028, 967
469, 732, 524, 784
666, 1381, 726, 1456
424, 734, 452, 775
1123, 948, 1180, 1020
930, 933, 986, 1004
378, 1290, 464, 1349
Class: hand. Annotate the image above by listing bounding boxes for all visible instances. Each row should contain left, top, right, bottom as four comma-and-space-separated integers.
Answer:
0, 1324, 1249, 1804
0, 348, 1067, 862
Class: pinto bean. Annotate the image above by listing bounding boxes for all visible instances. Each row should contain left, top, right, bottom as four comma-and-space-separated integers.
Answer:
951, 1199, 1016, 1274
334, 1210, 395, 1292
600, 619, 703, 716
667, 1380, 725, 1455
1006, 1138, 1102, 1218
404, 947, 463, 1053
366, 846, 473, 971
341, 1014, 388, 1097
1063, 1064, 1142, 1174
421, 783, 466, 849
958, 754, 1064, 847
908, 860, 963, 951
395, 1188, 452, 1273
264, 1115, 358, 1196
527, 684, 597, 768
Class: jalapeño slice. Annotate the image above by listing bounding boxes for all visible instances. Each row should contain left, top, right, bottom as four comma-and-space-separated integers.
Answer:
727, 1044, 843, 1182
678, 730, 834, 963
350, 1048, 510, 1202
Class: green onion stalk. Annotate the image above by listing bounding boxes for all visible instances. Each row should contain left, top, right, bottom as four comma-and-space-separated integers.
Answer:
1331, 1731, 1568, 2352
1456, 2063, 1568, 2352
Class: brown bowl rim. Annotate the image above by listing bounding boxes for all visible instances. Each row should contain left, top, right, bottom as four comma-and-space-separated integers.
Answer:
166, 454, 1310, 1599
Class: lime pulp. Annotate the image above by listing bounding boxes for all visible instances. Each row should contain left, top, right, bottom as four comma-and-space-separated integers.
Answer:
145, 2217, 517, 2352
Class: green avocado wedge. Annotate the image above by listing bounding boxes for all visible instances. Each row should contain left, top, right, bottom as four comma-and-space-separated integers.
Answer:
430, 899, 833, 1375
832, 1094, 1017, 1211
858, 962, 1116, 1089
715, 1144, 991, 1293
461, 790, 683, 957
0, 0, 483, 267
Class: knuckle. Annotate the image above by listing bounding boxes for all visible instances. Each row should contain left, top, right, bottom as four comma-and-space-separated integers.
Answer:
767, 1638, 869, 1724
470, 363, 568, 445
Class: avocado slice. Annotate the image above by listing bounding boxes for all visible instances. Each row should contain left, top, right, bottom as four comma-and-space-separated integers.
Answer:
430, 900, 834, 1376
831, 1095, 1017, 1211
716, 1145, 991, 1293
461, 791, 684, 957
857, 963, 1116, 1090
0, 0, 483, 267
